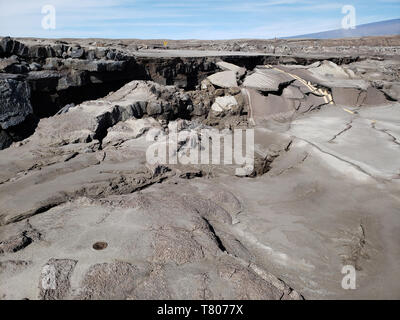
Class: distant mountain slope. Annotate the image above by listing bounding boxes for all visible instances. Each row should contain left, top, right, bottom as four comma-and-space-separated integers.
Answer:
286, 19, 400, 39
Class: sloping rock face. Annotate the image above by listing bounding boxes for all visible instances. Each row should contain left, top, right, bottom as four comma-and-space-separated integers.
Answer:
211, 96, 239, 114
216, 61, 246, 78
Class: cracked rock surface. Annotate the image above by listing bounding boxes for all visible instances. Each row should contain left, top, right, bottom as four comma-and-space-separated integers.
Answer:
0, 37, 400, 300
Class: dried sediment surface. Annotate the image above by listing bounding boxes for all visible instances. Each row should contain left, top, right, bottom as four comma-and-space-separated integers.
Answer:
0, 36, 400, 300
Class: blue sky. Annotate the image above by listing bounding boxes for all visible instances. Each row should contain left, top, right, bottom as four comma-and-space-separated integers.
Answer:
0, 0, 399, 39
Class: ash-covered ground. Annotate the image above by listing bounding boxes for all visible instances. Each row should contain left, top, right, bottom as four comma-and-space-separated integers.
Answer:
0, 36, 399, 300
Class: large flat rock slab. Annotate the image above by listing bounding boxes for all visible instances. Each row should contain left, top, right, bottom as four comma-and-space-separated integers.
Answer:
243, 67, 293, 92
216, 61, 246, 77
207, 71, 238, 88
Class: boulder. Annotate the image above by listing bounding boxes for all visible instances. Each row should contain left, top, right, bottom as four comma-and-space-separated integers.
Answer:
29, 62, 42, 71
70, 47, 85, 59
211, 96, 238, 114
309, 60, 351, 79
201, 78, 215, 92
53, 44, 68, 58
216, 61, 246, 78
0, 55, 19, 72
95, 48, 108, 59
207, 71, 238, 88
106, 50, 117, 60
43, 58, 63, 70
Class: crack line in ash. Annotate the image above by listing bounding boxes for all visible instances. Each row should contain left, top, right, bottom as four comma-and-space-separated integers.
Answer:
371, 122, 400, 147
329, 120, 354, 143
297, 137, 389, 182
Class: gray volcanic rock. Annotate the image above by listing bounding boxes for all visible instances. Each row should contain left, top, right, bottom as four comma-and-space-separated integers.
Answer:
0, 55, 19, 72
216, 61, 246, 78
70, 47, 85, 59
211, 95, 239, 114
26, 70, 61, 91
1, 37, 29, 57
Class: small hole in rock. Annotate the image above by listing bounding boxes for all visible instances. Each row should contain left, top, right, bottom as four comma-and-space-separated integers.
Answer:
93, 242, 108, 250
